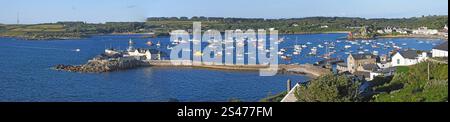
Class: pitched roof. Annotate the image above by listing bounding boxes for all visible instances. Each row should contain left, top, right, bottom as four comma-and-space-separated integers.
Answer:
337, 62, 347, 67
354, 71, 370, 79
397, 50, 419, 59
362, 64, 379, 71
433, 41, 448, 51
350, 54, 376, 60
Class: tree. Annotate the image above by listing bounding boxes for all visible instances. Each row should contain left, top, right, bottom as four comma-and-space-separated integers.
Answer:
296, 74, 362, 102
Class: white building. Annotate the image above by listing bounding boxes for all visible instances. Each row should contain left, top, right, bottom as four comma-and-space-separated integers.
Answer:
125, 49, 152, 60
413, 27, 439, 35
396, 28, 410, 34
384, 27, 395, 33
377, 54, 392, 68
377, 30, 385, 34
123, 39, 161, 61
432, 42, 448, 57
391, 50, 429, 67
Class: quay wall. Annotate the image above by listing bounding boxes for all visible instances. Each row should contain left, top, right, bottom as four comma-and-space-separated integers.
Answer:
147, 60, 331, 77
57, 58, 331, 77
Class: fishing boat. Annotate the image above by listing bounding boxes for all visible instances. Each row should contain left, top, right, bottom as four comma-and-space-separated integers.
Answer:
318, 44, 324, 48
344, 45, 352, 49
306, 42, 312, 45
74, 49, 81, 52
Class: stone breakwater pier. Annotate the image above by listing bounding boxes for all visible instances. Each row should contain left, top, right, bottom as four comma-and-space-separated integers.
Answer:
56, 59, 331, 77
55, 58, 150, 72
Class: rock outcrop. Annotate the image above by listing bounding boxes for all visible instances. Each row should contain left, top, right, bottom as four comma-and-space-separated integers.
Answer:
55, 59, 148, 73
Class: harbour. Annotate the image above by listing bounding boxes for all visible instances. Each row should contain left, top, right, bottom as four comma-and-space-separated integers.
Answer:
0, 33, 445, 102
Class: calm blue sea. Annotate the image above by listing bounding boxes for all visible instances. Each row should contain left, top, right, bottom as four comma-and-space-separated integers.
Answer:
0, 33, 443, 102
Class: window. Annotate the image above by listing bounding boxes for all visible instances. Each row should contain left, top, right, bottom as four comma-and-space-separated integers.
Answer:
397, 59, 400, 64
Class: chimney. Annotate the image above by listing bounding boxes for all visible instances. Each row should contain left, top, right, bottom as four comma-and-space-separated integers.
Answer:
286, 79, 292, 92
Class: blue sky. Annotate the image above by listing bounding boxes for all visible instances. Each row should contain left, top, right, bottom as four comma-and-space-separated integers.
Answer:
0, 0, 448, 24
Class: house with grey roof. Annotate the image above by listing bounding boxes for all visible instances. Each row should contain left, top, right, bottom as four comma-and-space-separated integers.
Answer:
347, 54, 377, 73
391, 50, 429, 67
357, 64, 379, 72
432, 41, 448, 57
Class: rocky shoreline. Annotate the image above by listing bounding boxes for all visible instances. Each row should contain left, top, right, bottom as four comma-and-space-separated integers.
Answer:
55, 59, 149, 73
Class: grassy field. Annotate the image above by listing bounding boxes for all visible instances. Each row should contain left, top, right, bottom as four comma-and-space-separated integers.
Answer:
373, 61, 448, 102
9, 24, 65, 32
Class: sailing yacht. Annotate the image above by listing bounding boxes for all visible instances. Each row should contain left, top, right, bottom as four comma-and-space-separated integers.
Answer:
156, 41, 161, 47
293, 37, 302, 55
308, 47, 317, 56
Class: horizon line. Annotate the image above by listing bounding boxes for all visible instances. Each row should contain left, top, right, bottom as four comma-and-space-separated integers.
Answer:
1, 15, 448, 25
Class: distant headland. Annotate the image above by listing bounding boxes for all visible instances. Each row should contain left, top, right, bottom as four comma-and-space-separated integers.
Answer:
0, 15, 447, 40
